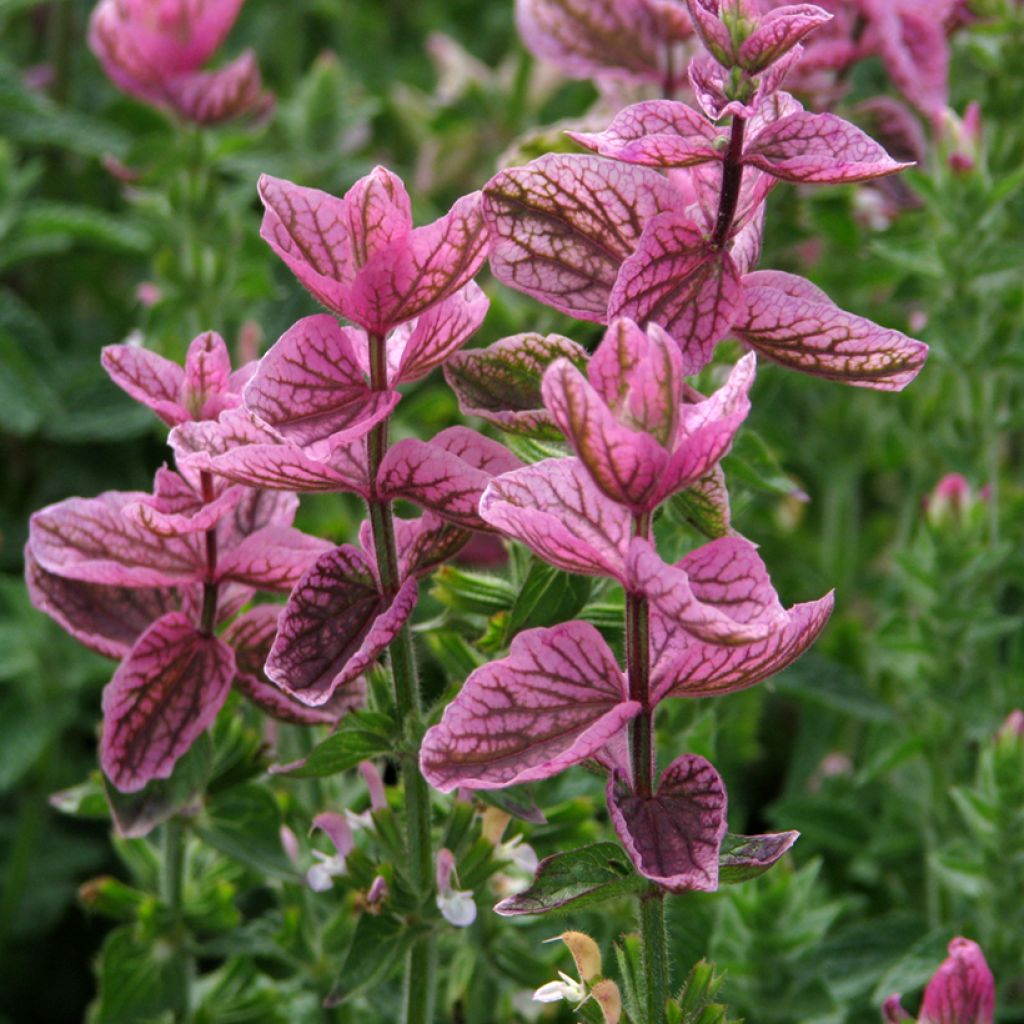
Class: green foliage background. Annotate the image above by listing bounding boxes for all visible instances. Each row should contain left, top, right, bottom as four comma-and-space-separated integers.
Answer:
0, 1, 1022, 1022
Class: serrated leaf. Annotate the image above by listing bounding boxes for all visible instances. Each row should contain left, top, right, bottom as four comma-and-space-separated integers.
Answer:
494, 842, 643, 916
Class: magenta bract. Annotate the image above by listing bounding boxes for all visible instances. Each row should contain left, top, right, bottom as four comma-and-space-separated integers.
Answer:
420, 621, 641, 791
885, 937, 995, 1024
607, 754, 727, 892
258, 169, 488, 335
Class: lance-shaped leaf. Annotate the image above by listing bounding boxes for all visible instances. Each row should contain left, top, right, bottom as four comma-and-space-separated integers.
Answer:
567, 101, 723, 169
100, 612, 236, 793
30, 492, 203, 587
483, 154, 681, 321
388, 282, 490, 385
164, 49, 274, 125
480, 459, 633, 582
244, 315, 397, 458
224, 606, 360, 725
265, 545, 417, 706
494, 841, 644, 916
123, 467, 241, 538
25, 546, 179, 659
918, 938, 995, 1024
718, 830, 799, 883
347, 190, 489, 336
607, 753, 727, 892
627, 537, 779, 645
744, 111, 911, 184
608, 212, 742, 374
444, 333, 589, 440
734, 270, 928, 390
171, 409, 372, 497
101, 344, 186, 425
737, 5, 833, 73
420, 621, 641, 791
378, 427, 523, 530
516, 0, 665, 84
215, 526, 332, 591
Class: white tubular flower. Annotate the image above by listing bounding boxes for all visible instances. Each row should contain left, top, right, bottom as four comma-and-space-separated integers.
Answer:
532, 972, 586, 1005
435, 848, 477, 928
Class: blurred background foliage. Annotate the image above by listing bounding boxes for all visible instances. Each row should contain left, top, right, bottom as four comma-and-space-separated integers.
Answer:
0, 0, 1022, 1022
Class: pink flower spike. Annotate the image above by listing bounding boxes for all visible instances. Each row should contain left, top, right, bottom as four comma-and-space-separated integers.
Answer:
480, 459, 633, 583
420, 621, 641, 791
744, 111, 912, 184
30, 491, 203, 588
567, 101, 723, 169
628, 537, 784, 646
100, 612, 236, 792
918, 938, 995, 1024
608, 212, 742, 374
378, 427, 524, 530
516, 0, 666, 85
265, 545, 418, 706
734, 271, 929, 390
483, 154, 682, 322
607, 753, 727, 892
737, 5, 833, 74
171, 410, 372, 497
25, 546, 179, 660
243, 315, 397, 459
224, 606, 352, 725
164, 49, 273, 125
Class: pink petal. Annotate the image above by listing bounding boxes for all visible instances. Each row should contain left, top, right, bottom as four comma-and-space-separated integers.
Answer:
744, 111, 912, 184
883, 996, 913, 1024
420, 621, 640, 791
171, 410, 372, 497
735, 270, 929, 390
101, 343, 186, 425
608, 212, 742, 374
393, 512, 473, 580
607, 753, 727, 892
258, 174, 358, 315
243, 314, 397, 458
444, 332, 589, 440
30, 491, 203, 587
516, 0, 665, 84
480, 459, 633, 582
25, 545, 179, 659
217, 488, 299, 550
737, 5, 833, 73
483, 154, 682, 321
100, 612, 236, 792
651, 590, 834, 701
626, 538, 779, 645
348, 190, 488, 335
215, 526, 333, 591
224, 605, 358, 725
391, 282, 490, 385
918, 938, 995, 1024
567, 101, 723, 168
542, 357, 669, 513
182, 331, 232, 419
165, 50, 273, 125
342, 166, 413, 270
312, 811, 355, 858
378, 427, 523, 530
265, 545, 417, 706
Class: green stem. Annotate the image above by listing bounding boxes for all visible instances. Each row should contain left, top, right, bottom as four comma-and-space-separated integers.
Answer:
161, 819, 193, 1024
365, 333, 436, 1024
626, 512, 668, 1023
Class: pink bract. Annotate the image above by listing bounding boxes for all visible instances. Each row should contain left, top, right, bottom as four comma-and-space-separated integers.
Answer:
258, 169, 488, 335
884, 937, 995, 1024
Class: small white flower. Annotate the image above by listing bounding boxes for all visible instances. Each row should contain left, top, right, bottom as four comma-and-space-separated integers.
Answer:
532, 972, 586, 1005
306, 851, 346, 892
437, 888, 478, 928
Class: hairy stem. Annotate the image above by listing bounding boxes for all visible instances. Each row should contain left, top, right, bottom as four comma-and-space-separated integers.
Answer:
711, 115, 747, 249
626, 511, 668, 1024
365, 334, 436, 1024
162, 819, 193, 1024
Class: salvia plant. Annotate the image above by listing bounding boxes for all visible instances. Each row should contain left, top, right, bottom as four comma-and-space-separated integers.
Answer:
9, 0, 1023, 1022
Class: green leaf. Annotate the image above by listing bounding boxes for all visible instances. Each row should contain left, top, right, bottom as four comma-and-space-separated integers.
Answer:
326, 912, 420, 1004
90, 925, 173, 1024
494, 842, 643, 916
666, 465, 732, 539
506, 559, 591, 637
723, 429, 802, 498
194, 783, 292, 880
269, 711, 395, 779
479, 785, 547, 825
105, 734, 213, 840
49, 773, 111, 821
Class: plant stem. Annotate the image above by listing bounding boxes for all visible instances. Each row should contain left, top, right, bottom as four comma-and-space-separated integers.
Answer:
711, 115, 747, 249
626, 511, 668, 1023
161, 819, 193, 1024
365, 333, 436, 1024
